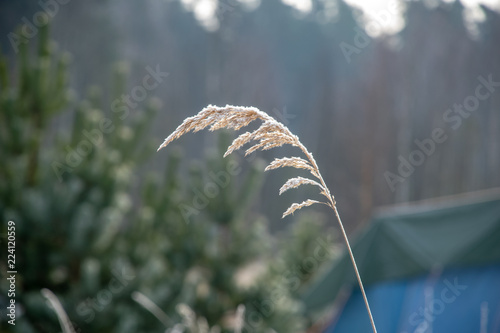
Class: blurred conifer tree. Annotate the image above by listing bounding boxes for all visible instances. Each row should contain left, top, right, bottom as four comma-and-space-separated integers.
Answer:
0, 23, 335, 333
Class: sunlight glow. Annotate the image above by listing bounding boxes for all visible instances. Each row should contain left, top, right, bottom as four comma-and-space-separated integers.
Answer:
182, 0, 500, 34
345, 0, 500, 36
282, 0, 313, 12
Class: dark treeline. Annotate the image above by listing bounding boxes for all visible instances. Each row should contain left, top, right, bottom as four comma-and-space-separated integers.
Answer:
2, 0, 499, 231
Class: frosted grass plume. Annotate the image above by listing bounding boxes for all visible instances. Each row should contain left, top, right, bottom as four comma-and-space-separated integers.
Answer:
158, 104, 377, 333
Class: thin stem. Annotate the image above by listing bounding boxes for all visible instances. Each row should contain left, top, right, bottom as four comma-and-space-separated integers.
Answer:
234, 304, 246, 333
159, 107, 378, 332
41, 289, 76, 333
132, 291, 174, 328
300, 146, 377, 333
333, 206, 377, 333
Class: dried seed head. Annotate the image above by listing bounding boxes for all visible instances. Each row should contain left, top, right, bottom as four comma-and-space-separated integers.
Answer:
279, 177, 324, 195
156, 106, 377, 331
158, 104, 335, 218
282, 200, 321, 218
265, 157, 319, 177
158, 105, 267, 151
224, 132, 254, 157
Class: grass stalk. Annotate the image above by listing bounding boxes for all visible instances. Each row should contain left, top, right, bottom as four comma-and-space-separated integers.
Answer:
294, 138, 377, 333
158, 105, 378, 333
41, 288, 77, 333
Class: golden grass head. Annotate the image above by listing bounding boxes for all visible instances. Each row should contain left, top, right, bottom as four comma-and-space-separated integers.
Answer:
158, 105, 377, 333
158, 104, 335, 217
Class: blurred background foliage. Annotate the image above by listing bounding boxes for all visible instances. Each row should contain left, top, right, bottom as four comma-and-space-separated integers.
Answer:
0, 0, 499, 332
0, 23, 335, 333
1, 0, 497, 231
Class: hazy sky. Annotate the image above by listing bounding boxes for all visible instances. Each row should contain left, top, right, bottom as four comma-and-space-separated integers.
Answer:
285, 0, 500, 12
183, 0, 500, 33
288, 0, 500, 35
345, 0, 500, 34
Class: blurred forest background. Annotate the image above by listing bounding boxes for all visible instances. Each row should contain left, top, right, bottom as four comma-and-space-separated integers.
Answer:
0, 0, 499, 332
1, 0, 500, 229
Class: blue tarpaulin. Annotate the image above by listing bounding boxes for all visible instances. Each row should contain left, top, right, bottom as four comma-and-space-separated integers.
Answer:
327, 264, 500, 333
302, 190, 500, 333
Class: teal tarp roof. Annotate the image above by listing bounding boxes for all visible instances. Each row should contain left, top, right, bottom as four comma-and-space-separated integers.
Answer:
302, 190, 500, 313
